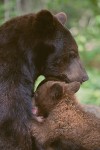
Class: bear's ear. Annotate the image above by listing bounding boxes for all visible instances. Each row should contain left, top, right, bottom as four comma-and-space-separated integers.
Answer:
55, 12, 67, 25
35, 10, 54, 31
68, 82, 80, 93
50, 83, 63, 100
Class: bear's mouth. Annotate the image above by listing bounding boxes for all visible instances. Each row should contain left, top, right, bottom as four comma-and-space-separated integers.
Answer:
45, 75, 83, 84
45, 75, 70, 83
37, 76, 70, 89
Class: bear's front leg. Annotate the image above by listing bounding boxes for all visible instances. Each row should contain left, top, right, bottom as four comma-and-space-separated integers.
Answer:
30, 118, 59, 147
30, 121, 50, 146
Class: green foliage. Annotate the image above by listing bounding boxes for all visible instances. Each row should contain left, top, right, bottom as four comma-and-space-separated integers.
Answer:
34, 75, 45, 91
77, 69, 100, 105
0, 0, 17, 24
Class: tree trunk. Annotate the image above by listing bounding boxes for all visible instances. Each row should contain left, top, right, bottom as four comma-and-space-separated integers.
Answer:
4, 0, 10, 21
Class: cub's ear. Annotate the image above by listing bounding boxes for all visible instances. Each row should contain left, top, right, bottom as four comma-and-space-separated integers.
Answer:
55, 12, 67, 25
68, 82, 80, 93
50, 83, 63, 100
35, 10, 54, 32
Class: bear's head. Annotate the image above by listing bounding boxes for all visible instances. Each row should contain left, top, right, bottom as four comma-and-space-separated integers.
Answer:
33, 10, 88, 84
34, 80, 80, 117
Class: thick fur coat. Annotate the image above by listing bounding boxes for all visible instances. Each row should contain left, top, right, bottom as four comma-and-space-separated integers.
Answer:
32, 81, 100, 150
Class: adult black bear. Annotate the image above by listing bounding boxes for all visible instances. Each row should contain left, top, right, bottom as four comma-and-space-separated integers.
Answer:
0, 10, 88, 150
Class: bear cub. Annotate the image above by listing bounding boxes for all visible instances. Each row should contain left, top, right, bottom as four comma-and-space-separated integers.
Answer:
31, 81, 100, 150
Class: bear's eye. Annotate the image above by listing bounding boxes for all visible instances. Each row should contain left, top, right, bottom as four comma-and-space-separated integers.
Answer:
69, 50, 76, 58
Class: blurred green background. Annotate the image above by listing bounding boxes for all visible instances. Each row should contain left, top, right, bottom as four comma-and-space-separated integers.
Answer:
0, 0, 100, 105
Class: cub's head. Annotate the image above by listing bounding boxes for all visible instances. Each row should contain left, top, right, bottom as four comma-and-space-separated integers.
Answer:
34, 80, 80, 117
33, 10, 88, 84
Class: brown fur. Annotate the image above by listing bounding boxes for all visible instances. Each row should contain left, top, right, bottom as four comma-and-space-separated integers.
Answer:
31, 81, 100, 150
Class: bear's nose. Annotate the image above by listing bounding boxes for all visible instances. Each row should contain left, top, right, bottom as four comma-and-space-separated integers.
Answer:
82, 75, 89, 82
